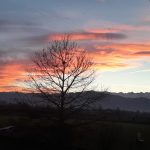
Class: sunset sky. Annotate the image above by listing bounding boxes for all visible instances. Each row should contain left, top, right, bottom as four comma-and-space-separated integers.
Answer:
0, 0, 150, 92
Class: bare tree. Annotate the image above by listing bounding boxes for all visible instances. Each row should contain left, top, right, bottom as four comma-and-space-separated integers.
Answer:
27, 35, 105, 127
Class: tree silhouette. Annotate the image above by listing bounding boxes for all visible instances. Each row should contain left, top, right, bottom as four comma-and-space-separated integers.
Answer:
27, 35, 105, 127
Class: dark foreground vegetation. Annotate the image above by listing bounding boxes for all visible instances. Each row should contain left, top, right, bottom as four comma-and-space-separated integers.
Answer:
0, 104, 150, 150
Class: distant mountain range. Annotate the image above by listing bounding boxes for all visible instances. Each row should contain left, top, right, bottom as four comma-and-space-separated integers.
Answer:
0, 92, 150, 112
112, 92, 150, 99
97, 94, 150, 112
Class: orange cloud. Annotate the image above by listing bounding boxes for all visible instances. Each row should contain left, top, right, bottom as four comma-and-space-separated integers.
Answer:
0, 63, 27, 92
87, 42, 150, 71
47, 32, 126, 41
1, 39, 150, 92
94, 43, 150, 57
45, 27, 150, 71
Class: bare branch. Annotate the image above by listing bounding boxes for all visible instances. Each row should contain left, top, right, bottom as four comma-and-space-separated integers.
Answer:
26, 35, 104, 126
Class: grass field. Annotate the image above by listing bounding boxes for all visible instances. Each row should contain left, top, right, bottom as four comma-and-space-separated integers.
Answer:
0, 106, 150, 150
74, 121, 150, 150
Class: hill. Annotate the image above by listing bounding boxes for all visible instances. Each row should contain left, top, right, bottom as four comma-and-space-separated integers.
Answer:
0, 92, 150, 112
